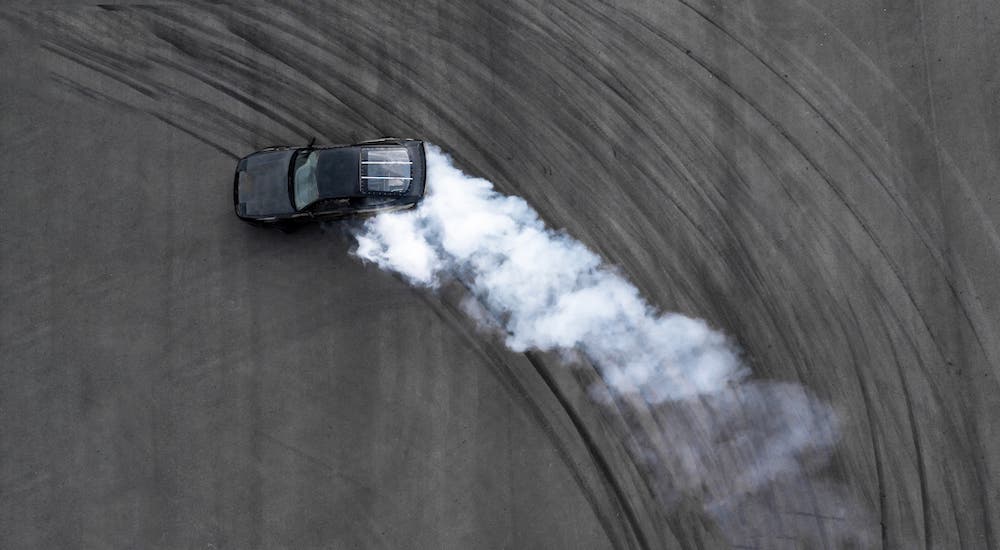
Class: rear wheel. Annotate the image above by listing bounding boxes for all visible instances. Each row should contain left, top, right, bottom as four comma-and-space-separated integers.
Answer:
275, 221, 301, 233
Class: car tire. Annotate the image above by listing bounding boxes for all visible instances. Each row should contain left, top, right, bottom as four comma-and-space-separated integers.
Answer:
276, 221, 300, 234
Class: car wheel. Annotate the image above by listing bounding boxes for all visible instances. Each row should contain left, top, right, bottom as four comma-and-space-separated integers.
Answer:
276, 221, 300, 234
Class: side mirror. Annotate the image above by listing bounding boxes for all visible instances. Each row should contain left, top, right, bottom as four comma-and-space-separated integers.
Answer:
307, 137, 316, 148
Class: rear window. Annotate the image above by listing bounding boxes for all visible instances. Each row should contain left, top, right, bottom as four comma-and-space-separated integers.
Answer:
360, 147, 412, 195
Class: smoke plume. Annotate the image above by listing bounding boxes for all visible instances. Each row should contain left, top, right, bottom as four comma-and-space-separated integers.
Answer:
354, 144, 748, 403
351, 145, 846, 538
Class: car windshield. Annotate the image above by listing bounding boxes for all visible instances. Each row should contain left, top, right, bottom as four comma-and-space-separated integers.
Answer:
292, 150, 319, 209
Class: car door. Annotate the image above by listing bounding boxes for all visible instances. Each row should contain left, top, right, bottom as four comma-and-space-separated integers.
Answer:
307, 198, 353, 221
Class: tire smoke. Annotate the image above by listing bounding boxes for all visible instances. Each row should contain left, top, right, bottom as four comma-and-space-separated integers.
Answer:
354, 144, 748, 402
351, 145, 844, 534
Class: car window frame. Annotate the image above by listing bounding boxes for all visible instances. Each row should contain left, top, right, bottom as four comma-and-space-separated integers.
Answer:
289, 147, 325, 212
359, 145, 413, 196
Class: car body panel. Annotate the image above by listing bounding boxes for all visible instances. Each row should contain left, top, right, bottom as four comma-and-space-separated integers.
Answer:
236, 149, 297, 217
233, 138, 426, 227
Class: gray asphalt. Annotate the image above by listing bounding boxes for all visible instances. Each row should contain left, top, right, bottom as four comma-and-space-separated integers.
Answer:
2, 1, 998, 548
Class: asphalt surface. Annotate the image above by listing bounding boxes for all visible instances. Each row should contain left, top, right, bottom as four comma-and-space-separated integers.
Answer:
2, 1, 998, 548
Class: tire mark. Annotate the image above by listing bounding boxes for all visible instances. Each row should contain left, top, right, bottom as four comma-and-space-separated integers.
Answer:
874, 303, 934, 549
41, 38, 286, 146
523, 351, 652, 550
793, 0, 1000, 252
841, 298, 890, 549
617, 7, 965, 419
416, 288, 640, 550
523, 14, 947, 545
672, 0, 999, 376
129, 5, 357, 140
48, 72, 238, 160
536, 0, 834, 388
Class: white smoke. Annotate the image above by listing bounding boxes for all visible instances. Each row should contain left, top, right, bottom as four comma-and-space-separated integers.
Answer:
354, 144, 748, 402
350, 145, 850, 539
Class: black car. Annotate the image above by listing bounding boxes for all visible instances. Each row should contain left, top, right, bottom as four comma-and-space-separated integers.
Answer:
234, 137, 426, 229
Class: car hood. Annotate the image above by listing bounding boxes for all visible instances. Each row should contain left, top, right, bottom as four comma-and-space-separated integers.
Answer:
236, 150, 296, 217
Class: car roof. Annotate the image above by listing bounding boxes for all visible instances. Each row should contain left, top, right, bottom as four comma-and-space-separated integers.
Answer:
313, 146, 362, 199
